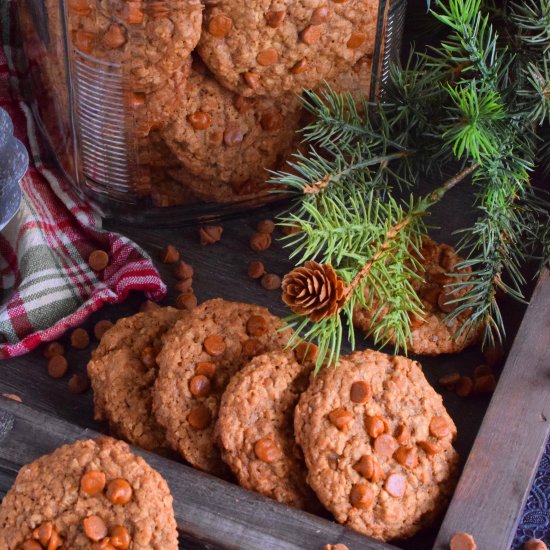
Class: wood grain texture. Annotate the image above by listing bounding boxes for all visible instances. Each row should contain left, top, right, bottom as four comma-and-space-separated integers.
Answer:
0, 398, 396, 550
434, 268, 550, 550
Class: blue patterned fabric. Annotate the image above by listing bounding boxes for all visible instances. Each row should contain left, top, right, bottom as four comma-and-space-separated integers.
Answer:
513, 436, 550, 548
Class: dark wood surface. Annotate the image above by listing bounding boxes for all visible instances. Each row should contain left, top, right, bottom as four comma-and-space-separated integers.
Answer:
433, 267, 550, 550
0, 196, 547, 550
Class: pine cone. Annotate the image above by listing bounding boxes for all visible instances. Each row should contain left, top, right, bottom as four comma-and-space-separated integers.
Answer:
282, 261, 346, 321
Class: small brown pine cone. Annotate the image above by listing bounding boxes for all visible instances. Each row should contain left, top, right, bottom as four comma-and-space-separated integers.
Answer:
282, 261, 346, 321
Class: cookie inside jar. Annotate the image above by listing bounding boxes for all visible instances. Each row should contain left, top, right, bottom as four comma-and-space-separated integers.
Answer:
38, 0, 402, 213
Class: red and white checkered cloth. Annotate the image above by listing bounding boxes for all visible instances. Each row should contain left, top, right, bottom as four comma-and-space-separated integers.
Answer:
0, 48, 166, 359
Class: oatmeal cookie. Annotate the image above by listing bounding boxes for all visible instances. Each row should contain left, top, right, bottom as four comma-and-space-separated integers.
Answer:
87, 308, 186, 452
66, 0, 202, 90
197, 0, 380, 97
354, 238, 482, 355
324, 54, 374, 106
166, 166, 271, 204
161, 61, 301, 187
217, 351, 318, 510
294, 349, 459, 541
153, 299, 292, 475
0, 437, 178, 549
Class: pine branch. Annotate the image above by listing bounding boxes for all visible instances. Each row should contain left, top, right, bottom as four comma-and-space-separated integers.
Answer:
272, 0, 550, 368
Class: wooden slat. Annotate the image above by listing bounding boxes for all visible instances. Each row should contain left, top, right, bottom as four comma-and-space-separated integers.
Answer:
434, 268, 550, 549
0, 398, 397, 550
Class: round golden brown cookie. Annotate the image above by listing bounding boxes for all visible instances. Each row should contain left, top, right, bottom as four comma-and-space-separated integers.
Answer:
324, 54, 374, 106
217, 351, 318, 510
160, 61, 301, 189
0, 437, 178, 549
197, 0, 380, 97
153, 299, 293, 476
87, 307, 186, 452
354, 238, 482, 355
294, 349, 459, 541
66, 0, 202, 90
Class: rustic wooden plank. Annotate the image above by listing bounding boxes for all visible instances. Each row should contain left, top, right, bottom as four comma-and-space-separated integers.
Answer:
0, 398, 398, 550
434, 268, 550, 550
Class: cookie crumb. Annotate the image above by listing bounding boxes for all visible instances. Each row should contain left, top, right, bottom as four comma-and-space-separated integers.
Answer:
1, 393, 22, 402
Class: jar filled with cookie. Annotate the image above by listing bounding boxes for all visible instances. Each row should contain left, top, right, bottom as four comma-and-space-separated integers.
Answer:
11, 0, 407, 223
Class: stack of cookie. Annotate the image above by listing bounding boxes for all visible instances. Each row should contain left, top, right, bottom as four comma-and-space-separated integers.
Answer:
88, 298, 460, 542
63, 0, 382, 206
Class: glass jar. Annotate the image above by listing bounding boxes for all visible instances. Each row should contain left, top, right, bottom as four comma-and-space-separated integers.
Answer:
9, 0, 407, 224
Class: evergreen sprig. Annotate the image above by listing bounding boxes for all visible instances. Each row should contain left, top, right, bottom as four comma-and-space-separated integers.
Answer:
271, 0, 550, 368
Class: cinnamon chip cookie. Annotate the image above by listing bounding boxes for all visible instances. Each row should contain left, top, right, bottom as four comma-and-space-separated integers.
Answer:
153, 299, 292, 475
217, 351, 318, 510
354, 238, 482, 355
0, 437, 178, 549
67, 0, 202, 90
197, 0, 380, 97
161, 61, 301, 190
294, 349, 459, 541
87, 308, 186, 452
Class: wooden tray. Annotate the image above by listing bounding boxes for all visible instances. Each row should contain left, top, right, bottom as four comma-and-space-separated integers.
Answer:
0, 204, 549, 549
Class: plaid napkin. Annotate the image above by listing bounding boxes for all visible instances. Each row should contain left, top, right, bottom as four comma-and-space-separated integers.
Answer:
0, 49, 166, 360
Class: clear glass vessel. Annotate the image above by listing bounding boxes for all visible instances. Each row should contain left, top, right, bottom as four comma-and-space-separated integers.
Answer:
10, 0, 407, 224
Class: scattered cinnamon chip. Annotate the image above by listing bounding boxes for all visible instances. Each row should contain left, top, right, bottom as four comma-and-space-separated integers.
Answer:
93, 320, 114, 340
174, 278, 193, 294
525, 539, 548, 550
70, 328, 90, 350
43, 342, 65, 359
257, 219, 275, 234
450, 531, 477, 550
48, 355, 68, 379
261, 273, 281, 290
176, 293, 198, 311
281, 224, 300, 235
159, 244, 180, 264
455, 376, 474, 397
88, 250, 110, 271
250, 232, 272, 252
473, 374, 497, 394
439, 372, 460, 389
473, 364, 493, 380
199, 225, 223, 245
247, 260, 265, 279
174, 261, 194, 280
68, 373, 90, 394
